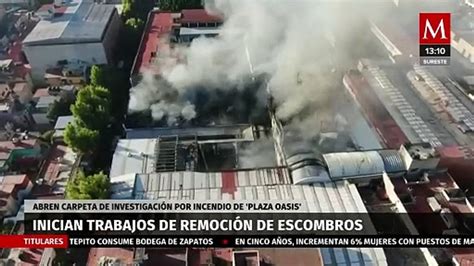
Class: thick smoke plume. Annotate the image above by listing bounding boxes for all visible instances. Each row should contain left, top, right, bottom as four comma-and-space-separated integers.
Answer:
128, 0, 391, 127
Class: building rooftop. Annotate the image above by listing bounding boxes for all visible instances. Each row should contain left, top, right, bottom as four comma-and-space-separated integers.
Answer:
131, 11, 174, 75
343, 71, 408, 149
323, 151, 385, 179
36, 144, 76, 195
390, 170, 473, 238
0, 174, 29, 197
0, 138, 38, 161
179, 27, 220, 36
412, 64, 474, 133
180, 9, 222, 24
35, 95, 59, 109
23, 0, 116, 45
359, 61, 447, 147
87, 248, 134, 266
33, 88, 50, 98
109, 138, 158, 178
370, 19, 417, 61
110, 172, 387, 265
53, 115, 74, 130
126, 124, 254, 139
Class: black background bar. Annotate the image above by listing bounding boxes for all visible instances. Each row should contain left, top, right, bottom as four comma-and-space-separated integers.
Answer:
420, 44, 451, 57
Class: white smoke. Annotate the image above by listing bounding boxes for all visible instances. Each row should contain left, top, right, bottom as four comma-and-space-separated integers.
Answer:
128, 0, 391, 126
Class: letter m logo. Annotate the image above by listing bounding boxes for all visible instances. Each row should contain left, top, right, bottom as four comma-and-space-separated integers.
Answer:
419, 13, 451, 44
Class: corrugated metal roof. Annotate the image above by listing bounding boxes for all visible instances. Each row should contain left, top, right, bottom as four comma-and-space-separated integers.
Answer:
377, 150, 406, 173
134, 168, 292, 200
133, 172, 366, 213
363, 63, 442, 147
109, 139, 157, 178
111, 169, 388, 265
323, 151, 385, 179
110, 173, 136, 199
291, 165, 331, 185
125, 125, 252, 139
414, 64, 474, 132
132, 176, 388, 264
24, 0, 116, 45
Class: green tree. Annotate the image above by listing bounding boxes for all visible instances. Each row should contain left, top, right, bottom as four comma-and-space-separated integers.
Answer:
64, 122, 99, 154
158, 0, 202, 12
122, 0, 133, 19
125, 17, 144, 30
90, 65, 105, 87
47, 98, 73, 121
66, 171, 109, 199
70, 85, 111, 131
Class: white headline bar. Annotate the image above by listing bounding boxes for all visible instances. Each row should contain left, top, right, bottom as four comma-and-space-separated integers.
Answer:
24, 200, 317, 213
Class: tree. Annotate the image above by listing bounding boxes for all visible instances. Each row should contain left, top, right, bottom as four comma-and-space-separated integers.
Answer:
121, 0, 153, 20
125, 18, 144, 31
66, 171, 109, 199
70, 85, 111, 131
64, 122, 99, 154
121, 0, 133, 19
158, 0, 202, 12
90, 65, 105, 87
47, 98, 73, 121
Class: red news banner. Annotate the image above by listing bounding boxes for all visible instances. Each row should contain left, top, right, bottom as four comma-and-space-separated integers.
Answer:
0, 235, 69, 248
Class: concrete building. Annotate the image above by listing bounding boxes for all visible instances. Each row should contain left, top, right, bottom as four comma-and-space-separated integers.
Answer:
23, 0, 121, 84
30, 86, 74, 130
52, 115, 74, 140
359, 143, 473, 265
33, 143, 77, 196
0, 174, 32, 218
0, 137, 44, 174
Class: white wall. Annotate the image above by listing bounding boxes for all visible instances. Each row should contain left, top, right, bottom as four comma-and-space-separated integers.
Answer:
23, 42, 108, 84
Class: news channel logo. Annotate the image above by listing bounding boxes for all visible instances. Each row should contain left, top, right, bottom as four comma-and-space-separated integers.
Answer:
419, 13, 451, 66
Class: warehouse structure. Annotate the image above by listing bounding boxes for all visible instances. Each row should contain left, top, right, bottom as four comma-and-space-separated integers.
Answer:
22, 0, 121, 83
110, 169, 388, 266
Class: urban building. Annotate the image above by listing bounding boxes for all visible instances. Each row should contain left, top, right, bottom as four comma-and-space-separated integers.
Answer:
110, 125, 267, 178
22, 0, 121, 84
0, 137, 43, 174
30, 86, 75, 130
131, 9, 222, 84
87, 247, 328, 266
452, 11, 474, 65
343, 68, 408, 149
52, 115, 73, 140
175, 9, 222, 43
110, 169, 388, 265
44, 63, 87, 87
32, 143, 77, 196
0, 174, 32, 218
0, 58, 32, 86
358, 143, 473, 264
